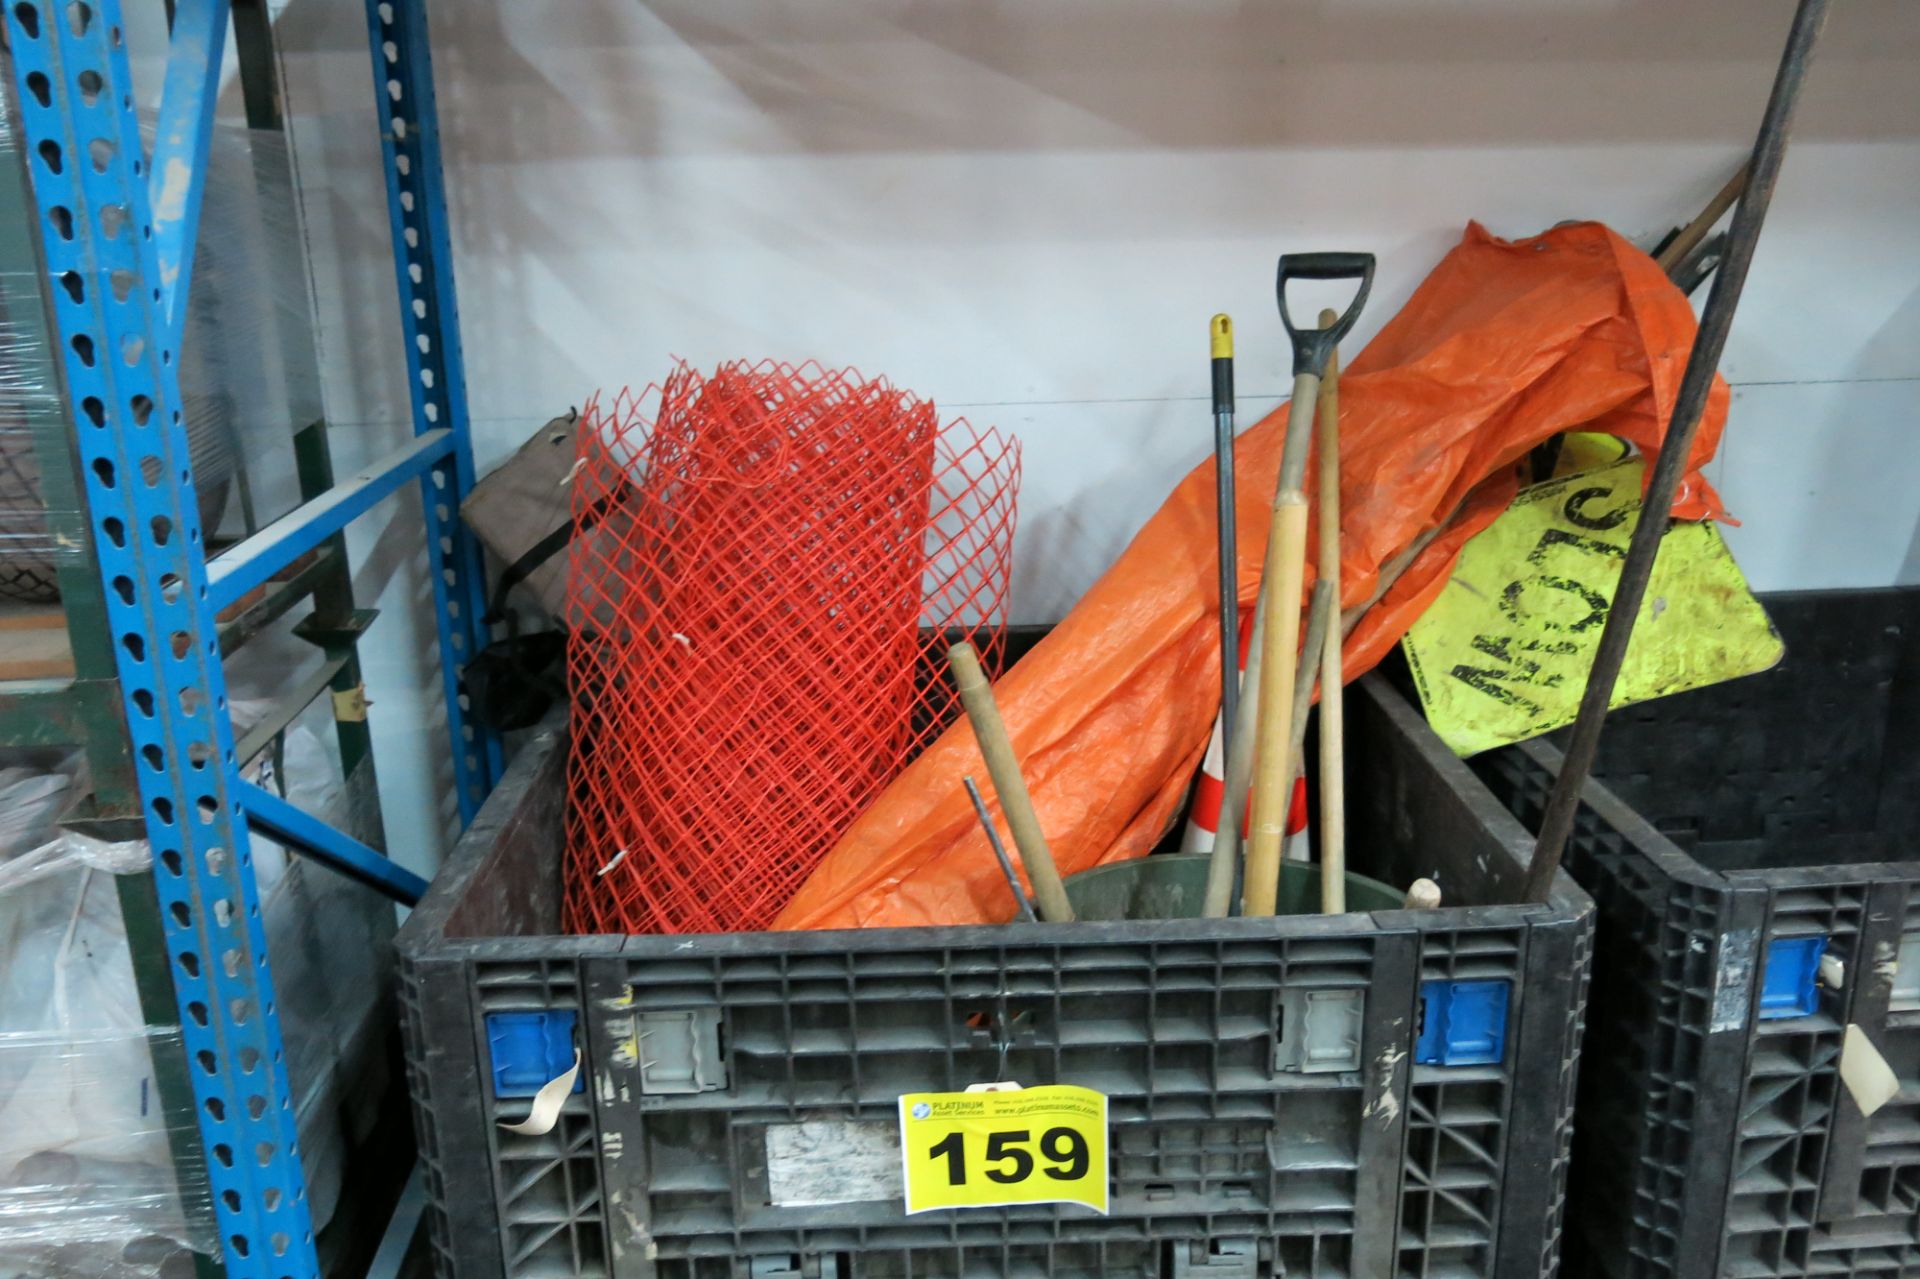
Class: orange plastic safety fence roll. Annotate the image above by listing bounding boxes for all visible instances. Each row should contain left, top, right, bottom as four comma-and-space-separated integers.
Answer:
562, 360, 1021, 934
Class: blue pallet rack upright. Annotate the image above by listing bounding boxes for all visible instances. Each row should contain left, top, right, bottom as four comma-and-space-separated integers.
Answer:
1, 0, 499, 1274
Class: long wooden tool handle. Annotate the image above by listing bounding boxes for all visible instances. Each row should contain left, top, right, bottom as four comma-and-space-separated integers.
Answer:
1315, 308, 1347, 914
1655, 162, 1749, 273
949, 642, 1076, 923
1244, 373, 1320, 915
1287, 582, 1333, 798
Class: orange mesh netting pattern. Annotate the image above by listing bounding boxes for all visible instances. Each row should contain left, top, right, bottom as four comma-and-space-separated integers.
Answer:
562, 359, 1020, 935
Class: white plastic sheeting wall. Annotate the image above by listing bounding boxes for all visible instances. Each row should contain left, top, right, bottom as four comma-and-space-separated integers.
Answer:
256, 0, 1919, 870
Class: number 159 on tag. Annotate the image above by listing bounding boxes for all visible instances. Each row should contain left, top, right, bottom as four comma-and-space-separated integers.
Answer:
897, 1085, 1108, 1214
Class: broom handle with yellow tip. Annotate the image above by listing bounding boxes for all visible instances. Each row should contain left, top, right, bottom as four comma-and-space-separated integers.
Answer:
1211, 313, 1240, 748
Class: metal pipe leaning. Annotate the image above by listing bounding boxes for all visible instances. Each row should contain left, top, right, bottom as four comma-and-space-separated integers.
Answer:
965, 775, 1037, 923
1521, 0, 1830, 903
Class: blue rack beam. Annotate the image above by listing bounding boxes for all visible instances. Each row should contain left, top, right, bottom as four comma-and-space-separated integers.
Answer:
206, 427, 452, 611
367, 1164, 430, 1279
239, 780, 429, 905
3, 4, 320, 1274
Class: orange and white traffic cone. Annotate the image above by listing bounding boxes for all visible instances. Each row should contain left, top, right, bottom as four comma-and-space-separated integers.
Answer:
1182, 614, 1310, 859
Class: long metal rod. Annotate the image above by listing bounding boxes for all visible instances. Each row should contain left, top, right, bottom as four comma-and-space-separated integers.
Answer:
1523, 0, 1830, 903
965, 775, 1037, 923
1210, 315, 1239, 747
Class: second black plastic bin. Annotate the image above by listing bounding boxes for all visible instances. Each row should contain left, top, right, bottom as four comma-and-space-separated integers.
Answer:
1472, 587, 1920, 1279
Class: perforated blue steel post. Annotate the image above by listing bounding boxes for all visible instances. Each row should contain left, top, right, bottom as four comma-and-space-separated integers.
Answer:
149, 0, 228, 348
2, 2, 320, 1274
365, 0, 503, 822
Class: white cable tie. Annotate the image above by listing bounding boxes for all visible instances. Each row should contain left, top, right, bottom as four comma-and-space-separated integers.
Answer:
498, 1050, 581, 1136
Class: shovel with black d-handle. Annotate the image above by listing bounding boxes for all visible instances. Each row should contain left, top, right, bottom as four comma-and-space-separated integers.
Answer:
1243, 252, 1374, 917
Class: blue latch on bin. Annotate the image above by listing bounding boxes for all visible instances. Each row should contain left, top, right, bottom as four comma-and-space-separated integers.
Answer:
1415, 980, 1510, 1066
486, 1010, 585, 1098
1758, 936, 1827, 1020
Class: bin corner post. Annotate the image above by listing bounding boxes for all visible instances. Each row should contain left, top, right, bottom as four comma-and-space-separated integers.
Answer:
401, 952, 509, 1279
2, 1, 319, 1272
1493, 910, 1591, 1279
363, 0, 502, 824
1674, 886, 1769, 1277
583, 956, 659, 1279
1352, 927, 1418, 1279
1811, 877, 1905, 1224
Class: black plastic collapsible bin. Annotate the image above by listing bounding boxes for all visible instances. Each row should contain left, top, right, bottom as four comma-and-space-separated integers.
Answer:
395, 675, 1592, 1279
1472, 587, 1920, 1279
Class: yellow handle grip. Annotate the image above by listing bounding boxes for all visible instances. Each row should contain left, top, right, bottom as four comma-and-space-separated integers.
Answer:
1210, 313, 1234, 360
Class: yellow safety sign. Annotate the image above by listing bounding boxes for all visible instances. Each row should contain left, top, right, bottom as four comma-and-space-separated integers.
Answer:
1403, 455, 1783, 757
1549, 431, 1631, 477
897, 1084, 1108, 1215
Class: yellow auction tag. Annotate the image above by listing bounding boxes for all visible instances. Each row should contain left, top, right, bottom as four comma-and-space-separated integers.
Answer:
897, 1085, 1108, 1215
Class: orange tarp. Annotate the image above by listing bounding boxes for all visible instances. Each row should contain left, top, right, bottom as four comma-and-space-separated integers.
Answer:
773, 221, 1730, 930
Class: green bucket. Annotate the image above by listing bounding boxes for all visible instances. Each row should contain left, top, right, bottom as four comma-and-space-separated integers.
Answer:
1062, 853, 1404, 921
